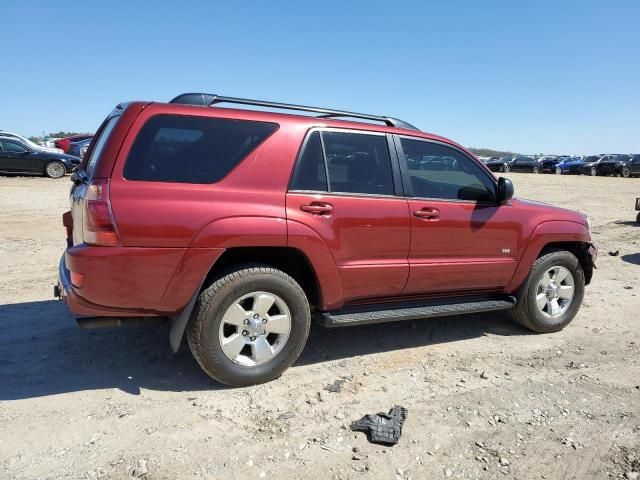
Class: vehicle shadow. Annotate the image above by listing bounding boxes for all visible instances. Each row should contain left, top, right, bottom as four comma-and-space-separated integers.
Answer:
0, 300, 530, 400
612, 220, 640, 227
621, 253, 640, 265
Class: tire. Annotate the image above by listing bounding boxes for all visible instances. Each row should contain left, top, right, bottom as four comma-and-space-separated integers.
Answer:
622, 166, 631, 178
187, 265, 311, 387
533, 166, 540, 174
636, 212, 640, 225
503, 164, 511, 173
510, 250, 585, 333
555, 166, 562, 175
590, 167, 598, 176
45, 161, 66, 179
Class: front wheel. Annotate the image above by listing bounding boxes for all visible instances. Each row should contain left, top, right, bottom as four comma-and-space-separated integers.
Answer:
622, 166, 631, 178
590, 167, 598, 176
510, 250, 585, 333
187, 265, 311, 386
45, 161, 66, 179
555, 166, 562, 175
503, 164, 511, 173
533, 166, 540, 174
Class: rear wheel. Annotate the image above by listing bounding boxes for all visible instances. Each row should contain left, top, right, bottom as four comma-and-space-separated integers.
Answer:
622, 166, 631, 178
45, 161, 66, 179
187, 265, 311, 386
554, 166, 562, 175
510, 250, 585, 333
532, 166, 540, 174
503, 164, 511, 173
590, 167, 598, 176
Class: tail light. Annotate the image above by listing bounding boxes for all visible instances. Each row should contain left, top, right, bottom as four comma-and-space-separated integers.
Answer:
83, 178, 119, 246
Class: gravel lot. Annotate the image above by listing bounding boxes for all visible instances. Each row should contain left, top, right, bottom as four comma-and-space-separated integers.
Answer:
1, 173, 639, 480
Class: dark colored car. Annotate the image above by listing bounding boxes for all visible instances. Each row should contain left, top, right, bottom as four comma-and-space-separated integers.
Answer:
55, 134, 93, 154
67, 138, 92, 158
615, 154, 640, 178
555, 156, 599, 175
507, 156, 541, 173
594, 154, 630, 176
0, 137, 80, 178
485, 156, 514, 172
56, 92, 596, 387
581, 155, 612, 176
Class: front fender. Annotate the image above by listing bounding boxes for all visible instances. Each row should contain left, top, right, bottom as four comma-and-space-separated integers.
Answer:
506, 220, 591, 293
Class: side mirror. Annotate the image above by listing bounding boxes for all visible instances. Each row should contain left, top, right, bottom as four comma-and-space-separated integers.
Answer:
497, 177, 514, 204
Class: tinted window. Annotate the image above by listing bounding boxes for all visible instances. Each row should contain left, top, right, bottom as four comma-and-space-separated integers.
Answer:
322, 131, 394, 195
400, 139, 495, 202
85, 116, 119, 177
290, 131, 327, 191
124, 115, 278, 183
1, 140, 27, 153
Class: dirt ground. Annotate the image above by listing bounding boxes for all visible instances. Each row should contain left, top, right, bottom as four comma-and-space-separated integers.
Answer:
1, 173, 639, 480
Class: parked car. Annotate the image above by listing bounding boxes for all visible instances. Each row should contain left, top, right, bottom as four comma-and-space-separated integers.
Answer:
0, 130, 63, 153
485, 156, 514, 172
79, 144, 89, 159
616, 154, 640, 178
636, 196, 640, 224
580, 154, 613, 176
55, 134, 93, 154
507, 156, 541, 173
56, 92, 596, 387
0, 137, 80, 178
555, 155, 599, 175
67, 138, 92, 158
593, 154, 630, 176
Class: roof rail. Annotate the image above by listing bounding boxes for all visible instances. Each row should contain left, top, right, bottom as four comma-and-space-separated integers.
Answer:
169, 93, 419, 131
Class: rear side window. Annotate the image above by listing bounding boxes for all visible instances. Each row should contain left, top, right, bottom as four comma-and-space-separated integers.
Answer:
124, 115, 278, 183
290, 130, 394, 195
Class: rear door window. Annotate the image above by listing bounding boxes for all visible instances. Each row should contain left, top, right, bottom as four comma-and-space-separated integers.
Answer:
124, 115, 278, 183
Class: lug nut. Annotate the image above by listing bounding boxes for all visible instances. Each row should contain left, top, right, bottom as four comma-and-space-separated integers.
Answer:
262, 318, 267, 324
243, 319, 249, 325
242, 330, 248, 336
250, 336, 256, 341
262, 330, 266, 335
253, 313, 259, 319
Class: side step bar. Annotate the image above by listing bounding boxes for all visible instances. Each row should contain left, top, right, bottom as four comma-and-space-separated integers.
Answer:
318, 297, 516, 328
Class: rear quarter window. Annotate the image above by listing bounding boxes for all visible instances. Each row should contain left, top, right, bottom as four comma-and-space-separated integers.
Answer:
123, 115, 278, 183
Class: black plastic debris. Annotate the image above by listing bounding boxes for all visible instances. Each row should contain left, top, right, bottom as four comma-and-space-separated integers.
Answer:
351, 406, 408, 445
608, 250, 620, 256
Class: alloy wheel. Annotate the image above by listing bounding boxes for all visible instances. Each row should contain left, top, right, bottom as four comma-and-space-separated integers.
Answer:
218, 291, 291, 366
535, 266, 575, 318
46, 161, 66, 178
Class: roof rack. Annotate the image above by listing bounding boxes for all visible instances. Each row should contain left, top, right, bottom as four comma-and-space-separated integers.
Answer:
169, 93, 419, 131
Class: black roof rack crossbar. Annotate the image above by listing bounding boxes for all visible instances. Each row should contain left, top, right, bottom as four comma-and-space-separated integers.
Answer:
169, 93, 419, 131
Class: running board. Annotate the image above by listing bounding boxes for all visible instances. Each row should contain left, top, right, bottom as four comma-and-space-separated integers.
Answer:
318, 297, 516, 327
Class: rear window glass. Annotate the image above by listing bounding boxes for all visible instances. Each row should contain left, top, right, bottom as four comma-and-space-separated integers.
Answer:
124, 115, 278, 183
85, 115, 119, 177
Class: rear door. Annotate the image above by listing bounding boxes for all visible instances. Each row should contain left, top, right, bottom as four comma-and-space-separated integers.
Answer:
396, 136, 519, 295
286, 128, 411, 304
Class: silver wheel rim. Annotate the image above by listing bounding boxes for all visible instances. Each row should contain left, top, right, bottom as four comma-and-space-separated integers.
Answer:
533, 167, 539, 174
218, 291, 291, 366
591, 167, 597, 176
555, 167, 562, 174
504, 165, 510, 172
622, 167, 630, 177
46, 162, 65, 178
535, 266, 575, 318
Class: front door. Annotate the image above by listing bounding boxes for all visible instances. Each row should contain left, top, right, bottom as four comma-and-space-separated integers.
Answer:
286, 129, 410, 305
396, 136, 519, 295
0, 140, 38, 172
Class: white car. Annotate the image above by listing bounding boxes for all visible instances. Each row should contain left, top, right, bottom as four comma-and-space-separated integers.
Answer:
0, 131, 63, 153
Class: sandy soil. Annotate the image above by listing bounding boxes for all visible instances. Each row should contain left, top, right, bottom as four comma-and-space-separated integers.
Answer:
1, 173, 639, 480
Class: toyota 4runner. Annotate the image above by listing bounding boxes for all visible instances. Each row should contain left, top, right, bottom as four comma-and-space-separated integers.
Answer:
56, 93, 597, 386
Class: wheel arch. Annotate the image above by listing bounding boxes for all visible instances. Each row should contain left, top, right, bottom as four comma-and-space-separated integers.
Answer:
506, 221, 593, 292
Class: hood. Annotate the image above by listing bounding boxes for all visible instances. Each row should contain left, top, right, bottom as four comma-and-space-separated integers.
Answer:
513, 198, 589, 227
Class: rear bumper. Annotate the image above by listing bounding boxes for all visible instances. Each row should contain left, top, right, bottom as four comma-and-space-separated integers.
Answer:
56, 244, 225, 317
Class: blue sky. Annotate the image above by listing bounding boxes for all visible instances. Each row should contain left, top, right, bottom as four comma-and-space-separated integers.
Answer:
1, 0, 638, 154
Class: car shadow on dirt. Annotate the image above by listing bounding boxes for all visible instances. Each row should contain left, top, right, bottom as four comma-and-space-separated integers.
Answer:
621, 253, 640, 265
0, 300, 530, 400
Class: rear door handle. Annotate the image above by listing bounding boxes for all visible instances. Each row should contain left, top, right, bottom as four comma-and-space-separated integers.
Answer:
300, 202, 333, 215
413, 207, 440, 220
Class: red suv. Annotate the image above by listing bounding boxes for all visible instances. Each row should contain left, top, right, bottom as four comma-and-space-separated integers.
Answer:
56, 93, 597, 386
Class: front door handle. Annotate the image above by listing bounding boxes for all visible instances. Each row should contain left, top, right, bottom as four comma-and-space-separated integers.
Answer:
300, 202, 333, 215
413, 207, 440, 220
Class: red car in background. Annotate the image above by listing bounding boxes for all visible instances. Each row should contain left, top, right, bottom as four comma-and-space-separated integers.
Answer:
54, 134, 93, 154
